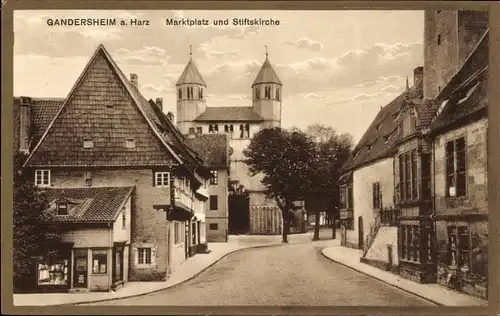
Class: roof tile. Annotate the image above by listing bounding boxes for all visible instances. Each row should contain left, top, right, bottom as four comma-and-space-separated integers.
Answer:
195, 107, 264, 122
44, 186, 133, 223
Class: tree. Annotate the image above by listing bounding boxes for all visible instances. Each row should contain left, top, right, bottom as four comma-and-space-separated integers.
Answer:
304, 124, 353, 241
13, 153, 62, 292
244, 127, 314, 243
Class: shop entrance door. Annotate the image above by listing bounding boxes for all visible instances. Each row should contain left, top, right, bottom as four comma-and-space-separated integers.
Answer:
112, 246, 124, 283
73, 249, 88, 288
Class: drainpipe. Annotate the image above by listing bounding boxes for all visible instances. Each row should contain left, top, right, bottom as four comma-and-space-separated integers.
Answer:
431, 136, 437, 264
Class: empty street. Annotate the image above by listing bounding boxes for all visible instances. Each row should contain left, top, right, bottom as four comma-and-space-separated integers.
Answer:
84, 242, 435, 306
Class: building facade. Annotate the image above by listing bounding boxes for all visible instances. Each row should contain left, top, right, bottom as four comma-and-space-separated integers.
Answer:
16, 45, 212, 292
175, 52, 284, 234
185, 133, 230, 242
340, 10, 489, 300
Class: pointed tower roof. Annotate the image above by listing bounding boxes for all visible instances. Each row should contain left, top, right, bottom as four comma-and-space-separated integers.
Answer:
176, 46, 206, 86
252, 47, 282, 87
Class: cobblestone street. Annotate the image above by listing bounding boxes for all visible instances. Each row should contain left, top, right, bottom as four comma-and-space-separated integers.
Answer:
85, 241, 435, 306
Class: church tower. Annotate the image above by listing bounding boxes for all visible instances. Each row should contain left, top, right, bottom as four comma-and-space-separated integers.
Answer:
252, 47, 282, 128
176, 46, 207, 134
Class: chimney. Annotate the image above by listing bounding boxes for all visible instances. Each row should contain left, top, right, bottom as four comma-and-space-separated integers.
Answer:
166, 111, 174, 123
155, 98, 163, 111
413, 66, 424, 87
130, 73, 138, 89
19, 96, 32, 153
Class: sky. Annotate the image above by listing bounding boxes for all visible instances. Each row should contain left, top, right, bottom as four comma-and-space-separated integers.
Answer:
14, 10, 424, 143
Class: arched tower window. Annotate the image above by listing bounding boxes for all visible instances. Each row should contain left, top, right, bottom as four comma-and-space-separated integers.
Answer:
276, 87, 280, 101
199, 88, 204, 100
239, 124, 244, 138
264, 86, 270, 99
255, 87, 260, 100
178, 89, 182, 100
245, 124, 250, 138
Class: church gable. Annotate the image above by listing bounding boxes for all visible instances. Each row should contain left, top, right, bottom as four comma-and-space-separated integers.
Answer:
26, 48, 178, 168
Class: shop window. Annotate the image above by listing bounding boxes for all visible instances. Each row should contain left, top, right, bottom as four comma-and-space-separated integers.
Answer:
138, 247, 152, 264
154, 172, 170, 187
210, 223, 218, 230
210, 195, 218, 210
35, 169, 50, 187
37, 259, 69, 286
446, 137, 467, 197
210, 170, 218, 185
92, 249, 107, 274
448, 226, 470, 268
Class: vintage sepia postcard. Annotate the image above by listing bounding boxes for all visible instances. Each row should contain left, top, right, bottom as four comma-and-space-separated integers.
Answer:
2, 1, 499, 315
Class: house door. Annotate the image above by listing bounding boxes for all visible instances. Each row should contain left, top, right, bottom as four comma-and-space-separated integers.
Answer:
192, 222, 197, 246
73, 249, 88, 288
358, 216, 364, 250
112, 246, 124, 283
197, 221, 201, 245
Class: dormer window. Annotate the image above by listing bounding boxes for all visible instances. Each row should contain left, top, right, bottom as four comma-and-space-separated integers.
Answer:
57, 203, 68, 216
83, 139, 94, 148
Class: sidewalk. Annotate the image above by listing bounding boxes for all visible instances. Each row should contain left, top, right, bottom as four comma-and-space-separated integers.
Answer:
13, 231, 324, 306
321, 245, 488, 307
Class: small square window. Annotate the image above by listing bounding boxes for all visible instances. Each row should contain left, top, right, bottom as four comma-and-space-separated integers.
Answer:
83, 140, 94, 148
125, 139, 136, 148
209, 223, 218, 230
154, 172, 170, 187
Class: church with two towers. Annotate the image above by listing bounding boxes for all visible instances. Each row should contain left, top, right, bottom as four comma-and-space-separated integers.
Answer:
175, 48, 284, 236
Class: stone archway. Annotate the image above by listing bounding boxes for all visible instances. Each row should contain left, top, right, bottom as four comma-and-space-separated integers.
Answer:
228, 182, 250, 235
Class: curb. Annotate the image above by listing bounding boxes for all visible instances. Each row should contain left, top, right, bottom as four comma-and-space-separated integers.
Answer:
60, 243, 285, 306
320, 249, 443, 306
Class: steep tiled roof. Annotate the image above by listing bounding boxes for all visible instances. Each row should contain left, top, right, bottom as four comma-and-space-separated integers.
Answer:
24, 45, 183, 168
252, 58, 282, 87
13, 97, 65, 146
176, 59, 206, 86
349, 80, 423, 171
185, 134, 229, 169
430, 29, 489, 133
195, 107, 264, 122
147, 99, 207, 167
415, 99, 439, 130
430, 67, 487, 133
44, 186, 133, 223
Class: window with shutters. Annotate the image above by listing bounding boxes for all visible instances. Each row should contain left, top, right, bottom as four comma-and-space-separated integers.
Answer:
445, 137, 467, 197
